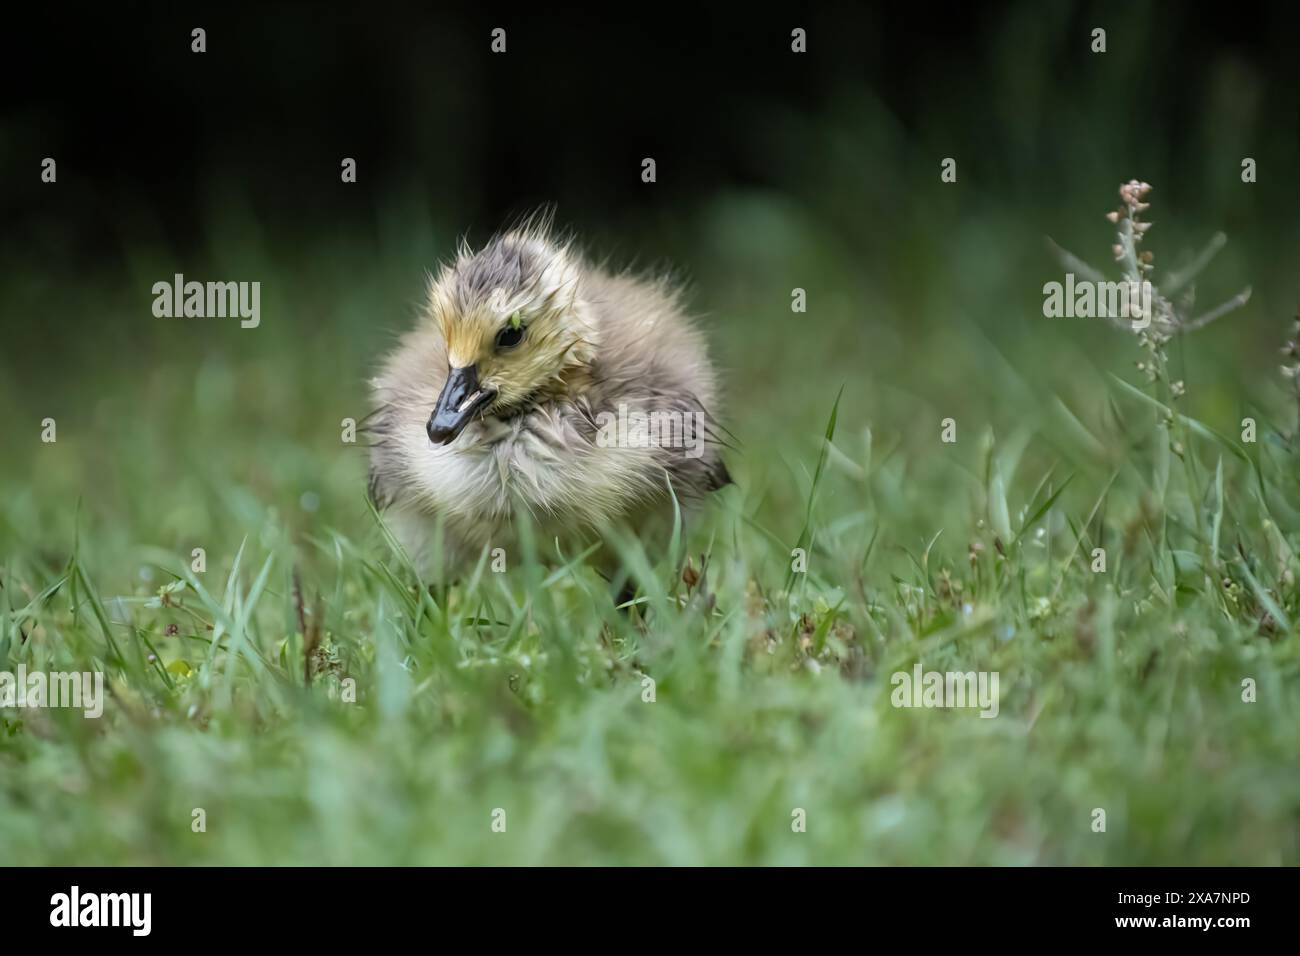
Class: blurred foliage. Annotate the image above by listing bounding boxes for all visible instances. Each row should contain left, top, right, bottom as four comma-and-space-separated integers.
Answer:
1, 2, 1298, 864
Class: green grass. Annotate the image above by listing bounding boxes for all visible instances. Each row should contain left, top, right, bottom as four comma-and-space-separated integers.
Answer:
3, 194, 1300, 866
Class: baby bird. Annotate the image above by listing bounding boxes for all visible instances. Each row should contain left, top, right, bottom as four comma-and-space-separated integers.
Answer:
368, 217, 730, 578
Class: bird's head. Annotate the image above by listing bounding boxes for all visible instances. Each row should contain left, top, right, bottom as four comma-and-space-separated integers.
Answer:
423, 227, 598, 445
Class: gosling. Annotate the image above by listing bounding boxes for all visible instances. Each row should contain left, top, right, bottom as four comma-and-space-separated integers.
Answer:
367, 218, 730, 579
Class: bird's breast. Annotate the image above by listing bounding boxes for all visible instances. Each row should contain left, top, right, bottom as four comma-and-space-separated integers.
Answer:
410, 405, 661, 537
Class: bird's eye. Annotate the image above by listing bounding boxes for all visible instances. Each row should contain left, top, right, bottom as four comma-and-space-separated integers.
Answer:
496, 323, 525, 350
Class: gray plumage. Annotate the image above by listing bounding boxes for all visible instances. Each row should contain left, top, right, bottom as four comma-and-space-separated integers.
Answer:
368, 219, 729, 574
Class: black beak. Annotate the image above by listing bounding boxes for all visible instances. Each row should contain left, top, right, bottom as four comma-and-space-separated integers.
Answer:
426, 365, 495, 445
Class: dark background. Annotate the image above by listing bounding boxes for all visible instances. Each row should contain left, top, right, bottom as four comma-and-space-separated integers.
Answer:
3, 1, 1296, 274
2, 0, 1298, 500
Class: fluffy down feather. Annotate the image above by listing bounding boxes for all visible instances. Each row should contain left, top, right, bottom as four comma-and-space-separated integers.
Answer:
368, 219, 730, 574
